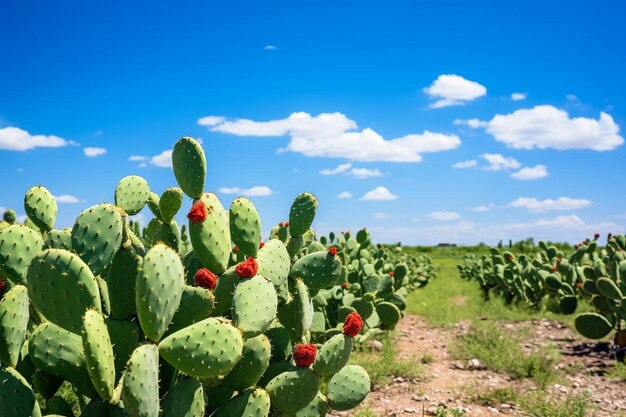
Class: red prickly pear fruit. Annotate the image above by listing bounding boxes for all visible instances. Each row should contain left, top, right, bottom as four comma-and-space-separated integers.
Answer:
327, 247, 338, 256
293, 343, 317, 367
187, 201, 207, 223
551, 266, 557, 272
278, 222, 284, 227
259, 241, 265, 249
235, 257, 258, 278
341, 283, 348, 289
233, 245, 239, 253
594, 233, 600, 239
0, 281, 6, 299
388, 271, 394, 277
343, 312, 364, 337
194, 268, 217, 290
284, 221, 289, 227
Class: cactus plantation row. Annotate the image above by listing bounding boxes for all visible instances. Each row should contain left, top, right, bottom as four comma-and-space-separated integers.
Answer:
0, 137, 435, 417
457, 236, 626, 347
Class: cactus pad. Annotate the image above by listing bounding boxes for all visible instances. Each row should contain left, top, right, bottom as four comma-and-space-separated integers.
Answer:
326, 364, 370, 411
256, 239, 291, 302
24, 185, 57, 231
159, 187, 183, 224
376, 302, 401, 330
312, 333, 352, 377
106, 247, 141, 319
0, 284, 29, 367
575, 312, 614, 339
215, 388, 271, 417
266, 367, 321, 414
189, 193, 231, 274
122, 344, 160, 417
229, 198, 262, 258
161, 377, 205, 417
173, 137, 206, 199
0, 366, 42, 417
114, 175, 150, 215
222, 334, 271, 390
290, 251, 342, 290
44, 228, 72, 250
82, 310, 116, 401
289, 192, 318, 237
0, 224, 43, 285
166, 285, 215, 335
232, 275, 278, 338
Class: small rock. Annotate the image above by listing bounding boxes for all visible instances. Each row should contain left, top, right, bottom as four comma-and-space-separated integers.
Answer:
404, 407, 416, 414
426, 406, 439, 415
500, 403, 512, 409
488, 406, 500, 413
468, 358, 483, 370
394, 376, 405, 383
368, 340, 384, 352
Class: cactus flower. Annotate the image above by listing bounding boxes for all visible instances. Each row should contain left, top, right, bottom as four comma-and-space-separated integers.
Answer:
235, 257, 258, 278
343, 312, 364, 337
194, 268, 217, 290
327, 247, 338, 256
187, 201, 207, 223
293, 343, 317, 367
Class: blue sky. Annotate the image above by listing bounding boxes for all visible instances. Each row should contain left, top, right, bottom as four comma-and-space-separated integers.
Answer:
2, 1, 625, 245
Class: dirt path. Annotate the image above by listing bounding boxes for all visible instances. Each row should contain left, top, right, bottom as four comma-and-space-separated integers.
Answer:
347, 314, 626, 417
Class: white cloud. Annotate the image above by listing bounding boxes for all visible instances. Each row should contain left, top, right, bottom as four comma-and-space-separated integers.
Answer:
423, 74, 487, 108
150, 150, 173, 168
510, 165, 548, 180
55, 195, 82, 204
319, 163, 383, 179
454, 118, 488, 128
264, 45, 277, 50
452, 160, 477, 169
373, 212, 387, 219
197, 116, 225, 127
566, 94, 578, 102
202, 112, 460, 162
511, 93, 527, 101
337, 191, 352, 199
486, 105, 623, 151
427, 211, 461, 221
218, 186, 274, 197
471, 204, 495, 212
129, 155, 147, 161
0, 126, 69, 151
360, 186, 398, 201
138, 163, 147, 168
507, 197, 592, 212
481, 153, 521, 171
83, 147, 107, 157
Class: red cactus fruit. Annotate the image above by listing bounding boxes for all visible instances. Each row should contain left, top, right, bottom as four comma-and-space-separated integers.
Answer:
233, 245, 239, 253
284, 221, 289, 227
551, 266, 557, 272
594, 233, 601, 239
187, 201, 207, 223
293, 343, 317, 367
343, 312, 364, 337
0, 281, 6, 299
259, 241, 265, 249
327, 247, 338, 256
389, 271, 395, 277
557, 257, 562, 264
278, 222, 284, 227
576, 281, 583, 289
235, 257, 258, 278
194, 268, 217, 290
341, 283, 348, 289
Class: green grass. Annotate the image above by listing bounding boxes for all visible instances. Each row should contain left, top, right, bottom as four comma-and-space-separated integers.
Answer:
349, 333, 423, 387
404, 247, 585, 329
450, 323, 560, 387
352, 407, 377, 417
470, 387, 520, 407
435, 407, 465, 417
519, 391, 595, 417
605, 362, 626, 380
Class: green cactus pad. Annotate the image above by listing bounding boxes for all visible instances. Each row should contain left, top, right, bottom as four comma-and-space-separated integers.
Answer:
166, 285, 215, 335
27, 249, 102, 334
0, 224, 43, 285
288, 193, 318, 237
173, 137, 206, 199
294, 279, 314, 341
211, 266, 241, 315
291, 251, 342, 290
82, 310, 116, 401
376, 275, 394, 297
575, 312, 614, 340
153, 221, 181, 251
71, 204, 124, 276
189, 193, 231, 274
386, 293, 407, 311
257, 239, 291, 303
136, 244, 184, 342
0, 284, 29, 367
159, 318, 243, 378
106, 317, 141, 383
266, 368, 321, 414
161, 378, 205, 417
44, 228, 72, 250
32, 370, 63, 399
2, 210, 16, 224
106, 247, 141, 319
215, 388, 271, 417
596, 277, 623, 300
183, 250, 203, 285
313, 333, 353, 377
29, 322, 95, 397
264, 324, 292, 364
351, 298, 374, 319
122, 344, 160, 417
159, 187, 183, 224
376, 302, 401, 330
232, 275, 278, 338
286, 236, 304, 259
229, 197, 262, 258
114, 175, 150, 216
0, 366, 42, 417
326, 364, 370, 411
46, 396, 73, 416
24, 185, 57, 231
147, 192, 162, 220
293, 392, 330, 417
559, 296, 577, 315
222, 334, 271, 390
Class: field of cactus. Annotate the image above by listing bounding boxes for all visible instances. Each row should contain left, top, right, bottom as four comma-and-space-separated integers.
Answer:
0, 137, 436, 417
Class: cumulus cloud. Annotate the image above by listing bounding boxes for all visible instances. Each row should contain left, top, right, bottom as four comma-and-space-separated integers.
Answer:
218, 186, 274, 197
511, 93, 527, 101
471, 204, 495, 212
337, 191, 352, 199
83, 147, 107, 157
201, 112, 460, 162
55, 195, 82, 204
360, 186, 398, 201
319, 163, 383, 179
423, 74, 487, 108
0, 126, 69, 151
129, 150, 172, 168
481, 153, 521, 171
452, 160, 477, 169
510, 165, 548, 180
264, 45, 277, 50
507, 197, 592, 212
427, 211, 461, 221
486, 105, 623, 151
454, 118, 488, 128
129, 155, 147, 161
197, 116, 225, 126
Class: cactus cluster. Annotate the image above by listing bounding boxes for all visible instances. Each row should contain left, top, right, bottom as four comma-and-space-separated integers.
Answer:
0, 136, 430, 417
458, 235, 626, 347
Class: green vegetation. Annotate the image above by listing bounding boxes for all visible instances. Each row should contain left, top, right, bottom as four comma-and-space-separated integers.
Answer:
520, 391, 595, 417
